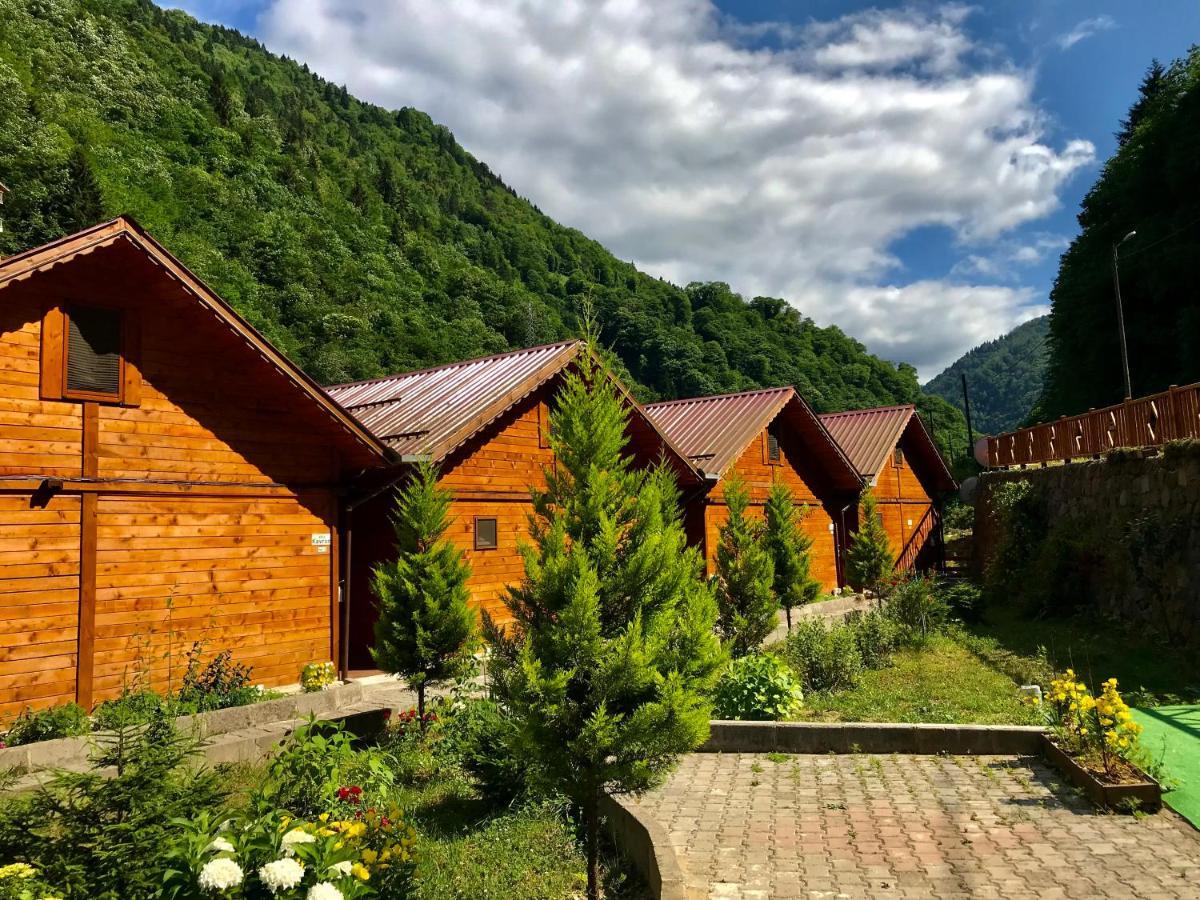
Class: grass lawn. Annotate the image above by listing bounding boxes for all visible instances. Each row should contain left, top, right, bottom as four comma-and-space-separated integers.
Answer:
1132, 705, 1200, 829
966, 604, 1200, 705
793, 633, 1038, 725
388, 766, 646, 900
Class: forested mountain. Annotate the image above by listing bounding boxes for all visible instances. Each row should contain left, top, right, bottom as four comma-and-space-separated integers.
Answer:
1038, 52, 1200, 419
0, 0, 965, 460
924, 316, 1048, 435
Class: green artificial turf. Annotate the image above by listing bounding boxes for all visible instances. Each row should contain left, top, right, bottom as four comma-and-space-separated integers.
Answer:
1132, 705, 1200, 828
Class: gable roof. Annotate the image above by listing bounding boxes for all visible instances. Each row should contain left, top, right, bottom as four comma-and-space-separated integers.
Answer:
643, 386, 862, 492
0, 217, 392, 467
327, 342, 704, 483
818, 404, 956, 493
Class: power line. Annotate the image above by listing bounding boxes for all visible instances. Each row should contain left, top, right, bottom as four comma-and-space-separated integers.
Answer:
1122, 210, 1200, 259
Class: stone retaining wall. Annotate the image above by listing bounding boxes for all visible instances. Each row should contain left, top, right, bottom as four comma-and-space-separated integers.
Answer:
976, 447, 1200, 645
701, 721, 1046, 755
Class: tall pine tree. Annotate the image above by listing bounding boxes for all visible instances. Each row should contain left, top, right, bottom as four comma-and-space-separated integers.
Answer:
485, 345, 723, 900
714, 474, 777, 656
764, 482, 821, 631
845, 490, 895, 594
371, 462, 477, 725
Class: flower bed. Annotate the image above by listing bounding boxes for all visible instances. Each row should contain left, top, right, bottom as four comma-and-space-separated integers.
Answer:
1031, 669, 1163, 811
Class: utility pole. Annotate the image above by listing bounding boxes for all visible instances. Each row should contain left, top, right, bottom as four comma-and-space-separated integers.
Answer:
960, 372, 975, 460
1112, 230, 1137, 399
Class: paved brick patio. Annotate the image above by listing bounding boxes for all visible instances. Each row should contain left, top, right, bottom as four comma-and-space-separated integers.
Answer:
632, 753, 1200, 899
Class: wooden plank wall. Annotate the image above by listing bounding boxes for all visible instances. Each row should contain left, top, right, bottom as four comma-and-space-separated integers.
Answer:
701, 428, 841, 590
0, 246, 346, 716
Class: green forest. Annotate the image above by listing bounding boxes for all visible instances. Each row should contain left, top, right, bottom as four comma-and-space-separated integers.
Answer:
0, 0, 968, 462
924, 315, 1048, 436
1037, 51, 1200, 419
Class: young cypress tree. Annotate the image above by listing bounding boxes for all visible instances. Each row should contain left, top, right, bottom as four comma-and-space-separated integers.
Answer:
846, 489, 895, 594
371, 461, 477, 726
485, 346, 724, 900
713, 474, 777, 656
763, 482, 821, 631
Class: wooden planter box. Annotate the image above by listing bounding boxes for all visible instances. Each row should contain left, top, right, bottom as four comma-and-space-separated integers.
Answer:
1042, 736, 1161, 812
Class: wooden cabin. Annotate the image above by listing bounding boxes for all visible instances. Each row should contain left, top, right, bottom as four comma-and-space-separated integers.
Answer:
325, 341, 703, 670
0, 219, 391, 716
818, 405, 956, 571
643, 387, 864, 590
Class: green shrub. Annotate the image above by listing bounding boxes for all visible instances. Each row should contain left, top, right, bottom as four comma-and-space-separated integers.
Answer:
1163, 437, 1200, 462
441, 698, 527, 806
937, 579, 984, 624
941, 499, 974, 533
885, 574, 948, 645
0, 711, 226, 899
1, 703, 89, 746
254, 718, 358, 817
782, 620, 863, 693
712, 653, 803, 721
845, 608, 900, 669
91, 689, 170, 731
177, 643, 258, 712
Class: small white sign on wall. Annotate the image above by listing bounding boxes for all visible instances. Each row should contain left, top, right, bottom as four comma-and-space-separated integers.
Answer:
312, 532, 331, 554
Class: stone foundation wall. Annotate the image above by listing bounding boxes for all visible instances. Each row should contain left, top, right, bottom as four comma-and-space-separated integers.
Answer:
976, 447, 1200, 646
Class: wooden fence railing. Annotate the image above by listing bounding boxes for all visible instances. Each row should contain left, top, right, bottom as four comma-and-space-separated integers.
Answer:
987, 382, 1200, 468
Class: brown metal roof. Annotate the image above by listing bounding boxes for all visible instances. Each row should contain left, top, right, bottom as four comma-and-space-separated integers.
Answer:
0, 217, 392, 468
644, 387, 862, 492
327, 341, 581, 461
819, 405, 956, 493
327, 342, 704, 483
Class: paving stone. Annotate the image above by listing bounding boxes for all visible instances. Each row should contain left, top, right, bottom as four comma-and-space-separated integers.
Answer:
632, 753, 1200, 899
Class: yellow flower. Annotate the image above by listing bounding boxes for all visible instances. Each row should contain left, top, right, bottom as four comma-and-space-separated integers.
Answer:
0, 863, 36, 880
319, 813, 330, 823
351, 863, 370, 881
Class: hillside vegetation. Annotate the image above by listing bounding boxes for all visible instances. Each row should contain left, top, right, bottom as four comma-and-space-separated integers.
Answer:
1038, 53, 1200, 418
924, 316, 1048, 435
0, 0, 965, 458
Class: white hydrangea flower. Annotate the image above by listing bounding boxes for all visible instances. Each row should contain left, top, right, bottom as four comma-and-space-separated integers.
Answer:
206, 837, 235, 854
307, 882, 344, 900
280, 828, 317, 856
258, 858, 305, 893
327, 861, 352, 877
198, 857, 244, 892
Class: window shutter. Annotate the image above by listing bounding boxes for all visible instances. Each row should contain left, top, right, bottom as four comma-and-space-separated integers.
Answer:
767, 431, 781, 463
66, 307, 122, 396
40, 306, 66, 400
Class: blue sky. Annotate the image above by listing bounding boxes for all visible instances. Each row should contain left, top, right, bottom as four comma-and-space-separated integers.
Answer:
170, 0, 1199, 379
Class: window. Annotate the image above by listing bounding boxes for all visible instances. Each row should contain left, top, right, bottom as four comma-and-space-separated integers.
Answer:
474, 517, 498, 550
766, 431, 781, 464
65, 306, 123, 399
893, 447, 904, 467
40, 305, 140, 405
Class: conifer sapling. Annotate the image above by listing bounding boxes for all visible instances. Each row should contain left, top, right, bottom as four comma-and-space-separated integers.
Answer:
845, 489, 895, 595
714, 473, 777, 656
764, 482, 821, 631
371, 461, 477, 726
484, 343, 724, 900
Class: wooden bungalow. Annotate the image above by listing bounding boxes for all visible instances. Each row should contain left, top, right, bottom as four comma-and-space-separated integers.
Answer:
818, 405, 956, 571
643, 387, 864, 590
0, 218, 393, 716
325, 342, 703, 671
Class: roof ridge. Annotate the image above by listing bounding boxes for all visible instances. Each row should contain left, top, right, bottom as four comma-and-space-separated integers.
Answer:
818, 403, 915, 418
326, 339, 583, 392
643, 385, 794, 410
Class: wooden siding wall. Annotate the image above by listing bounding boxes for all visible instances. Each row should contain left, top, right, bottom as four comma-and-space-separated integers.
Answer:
0, 247, 345, 717
868, 431, 935, 570
700, 428, 842, 590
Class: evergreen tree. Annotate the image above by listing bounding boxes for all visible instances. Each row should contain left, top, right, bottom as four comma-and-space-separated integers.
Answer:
763, 482, 821, 631
714, 474, 777, 656
845, 490, 895, 594
485, 345, 723, 900
371, 462, 477, 725
1117, 59, 1166, 146
61, 147, 103, 231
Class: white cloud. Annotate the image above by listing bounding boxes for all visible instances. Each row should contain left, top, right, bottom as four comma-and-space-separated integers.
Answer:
1056, 15, 1117, 50
256, 0, 1092, 380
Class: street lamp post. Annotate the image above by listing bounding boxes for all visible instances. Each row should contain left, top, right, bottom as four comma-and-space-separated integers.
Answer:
1112, 230, 1137, 400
